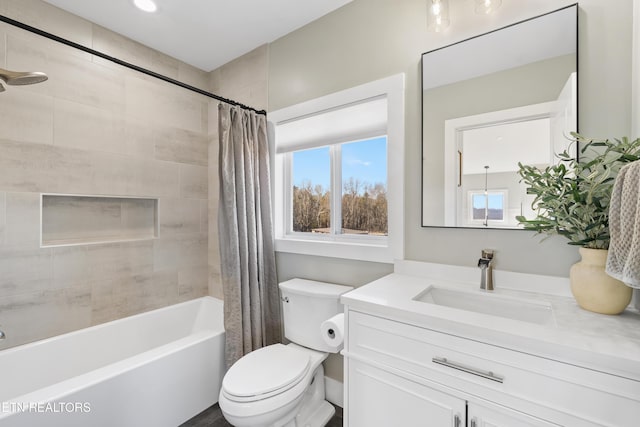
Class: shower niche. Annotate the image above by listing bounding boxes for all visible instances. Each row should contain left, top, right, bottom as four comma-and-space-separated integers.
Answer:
41, 194, 159, 247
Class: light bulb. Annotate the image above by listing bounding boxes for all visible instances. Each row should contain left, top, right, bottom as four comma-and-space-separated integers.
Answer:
133, 0, 157, 13
475, 0, 502, 15
427, 0, 450, 32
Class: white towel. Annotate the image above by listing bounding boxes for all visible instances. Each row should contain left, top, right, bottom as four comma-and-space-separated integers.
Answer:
606, 160, 640, 288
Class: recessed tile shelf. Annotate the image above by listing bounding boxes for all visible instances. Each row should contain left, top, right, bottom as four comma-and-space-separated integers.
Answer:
41, 194, 159, 247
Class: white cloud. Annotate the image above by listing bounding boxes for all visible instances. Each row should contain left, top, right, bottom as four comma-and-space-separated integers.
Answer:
347, 158, 372, 167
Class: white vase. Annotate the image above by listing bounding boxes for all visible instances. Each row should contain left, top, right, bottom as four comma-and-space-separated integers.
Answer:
569, 247, 633, 315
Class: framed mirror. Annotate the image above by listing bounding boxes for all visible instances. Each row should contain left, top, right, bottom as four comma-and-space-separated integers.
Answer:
421, 5, 578, 228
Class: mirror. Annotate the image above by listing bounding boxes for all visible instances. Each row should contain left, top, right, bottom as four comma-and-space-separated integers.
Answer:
421, 5, 578, 228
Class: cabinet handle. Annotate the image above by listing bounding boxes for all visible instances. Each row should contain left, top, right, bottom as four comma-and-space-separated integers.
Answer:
432, 357, 504, 383
458, 150, 463, 187
454, 414, 461, 427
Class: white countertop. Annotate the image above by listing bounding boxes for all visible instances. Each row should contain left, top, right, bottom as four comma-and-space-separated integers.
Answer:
341, 261, 640, 381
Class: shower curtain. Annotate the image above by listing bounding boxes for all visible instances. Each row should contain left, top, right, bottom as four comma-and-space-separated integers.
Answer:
217, 104, 282, 368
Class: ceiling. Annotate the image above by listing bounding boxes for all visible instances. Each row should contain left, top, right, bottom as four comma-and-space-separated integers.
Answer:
42, 0, 352, 71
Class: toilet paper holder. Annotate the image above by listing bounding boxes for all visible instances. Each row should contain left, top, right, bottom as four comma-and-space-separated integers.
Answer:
321, 313, 345, 349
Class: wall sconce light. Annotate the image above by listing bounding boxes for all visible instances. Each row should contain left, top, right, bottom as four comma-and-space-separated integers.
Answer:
475, 0, 502, 15
427, 0, 450, 32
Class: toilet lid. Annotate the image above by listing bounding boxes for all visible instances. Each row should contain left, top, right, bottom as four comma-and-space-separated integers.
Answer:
223, 344, 311, 400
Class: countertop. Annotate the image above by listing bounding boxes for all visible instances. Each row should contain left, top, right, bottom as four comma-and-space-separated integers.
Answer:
341, 261, 640, 382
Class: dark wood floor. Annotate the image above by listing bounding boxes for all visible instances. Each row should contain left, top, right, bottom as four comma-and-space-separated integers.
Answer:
181, 403, 343, 427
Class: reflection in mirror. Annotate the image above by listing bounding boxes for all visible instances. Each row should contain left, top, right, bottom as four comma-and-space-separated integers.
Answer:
421, 5, 578, 228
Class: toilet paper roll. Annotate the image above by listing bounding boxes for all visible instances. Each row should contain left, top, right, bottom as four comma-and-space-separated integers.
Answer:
321, 313, 345, 350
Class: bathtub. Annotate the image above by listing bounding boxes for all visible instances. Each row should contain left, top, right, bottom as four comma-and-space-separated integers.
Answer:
0, 296, 226, 427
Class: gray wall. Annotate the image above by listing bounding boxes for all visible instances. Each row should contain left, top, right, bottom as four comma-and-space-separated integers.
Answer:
269, 0, 633, 285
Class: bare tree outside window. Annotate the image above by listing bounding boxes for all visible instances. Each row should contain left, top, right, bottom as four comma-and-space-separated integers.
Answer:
341, 178, 387, 235
292, 180, 387, 235
292, 182, 330, 232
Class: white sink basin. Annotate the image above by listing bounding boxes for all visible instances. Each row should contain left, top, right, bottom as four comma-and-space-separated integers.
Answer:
413, 286, 556, 326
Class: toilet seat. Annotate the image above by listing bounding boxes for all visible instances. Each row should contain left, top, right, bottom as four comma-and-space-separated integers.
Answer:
222, 344, 311, 403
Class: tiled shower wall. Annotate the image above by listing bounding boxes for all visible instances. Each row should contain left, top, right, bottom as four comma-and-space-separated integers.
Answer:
0, 0, 216, 348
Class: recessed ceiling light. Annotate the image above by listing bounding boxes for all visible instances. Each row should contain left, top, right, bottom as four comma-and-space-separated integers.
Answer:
133, 0, 157, 13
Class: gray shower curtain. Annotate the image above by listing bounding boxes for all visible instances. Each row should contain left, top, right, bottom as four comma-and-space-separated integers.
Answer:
217, 104, 282, 368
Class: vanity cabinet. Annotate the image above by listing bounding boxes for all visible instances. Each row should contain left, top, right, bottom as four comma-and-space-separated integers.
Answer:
467, 401, 559, 427
343, 310, 640, 427
347, 358, 553, 427
348, 359, 465, 426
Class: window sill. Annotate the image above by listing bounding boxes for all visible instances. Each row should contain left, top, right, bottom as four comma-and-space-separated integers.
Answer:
274, 237, 393, 263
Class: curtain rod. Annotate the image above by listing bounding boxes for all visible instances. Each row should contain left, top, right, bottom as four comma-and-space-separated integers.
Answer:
0, 14, 267, 116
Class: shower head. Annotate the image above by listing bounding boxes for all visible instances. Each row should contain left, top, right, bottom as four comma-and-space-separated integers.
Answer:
0, 68, 48, 86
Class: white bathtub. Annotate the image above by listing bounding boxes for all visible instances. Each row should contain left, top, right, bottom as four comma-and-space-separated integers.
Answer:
0, 296, 226, 427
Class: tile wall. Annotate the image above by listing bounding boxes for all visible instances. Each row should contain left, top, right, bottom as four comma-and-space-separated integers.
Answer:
0, 0, 213, 348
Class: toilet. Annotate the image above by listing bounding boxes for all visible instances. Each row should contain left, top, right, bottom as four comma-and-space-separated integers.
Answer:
219, 278, 353, 427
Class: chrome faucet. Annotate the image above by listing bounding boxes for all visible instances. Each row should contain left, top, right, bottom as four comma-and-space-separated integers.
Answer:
478, 249, 495, 291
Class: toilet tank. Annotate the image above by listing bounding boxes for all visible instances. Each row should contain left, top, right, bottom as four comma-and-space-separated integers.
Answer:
279, 279, 353, 353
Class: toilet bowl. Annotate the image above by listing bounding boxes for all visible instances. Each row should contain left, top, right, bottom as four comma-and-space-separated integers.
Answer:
219, 344, 333, 427
218, 279, 353, 427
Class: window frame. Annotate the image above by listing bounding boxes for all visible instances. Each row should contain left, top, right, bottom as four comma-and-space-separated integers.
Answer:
467, 189, 509, 226
269, 74, 404, 263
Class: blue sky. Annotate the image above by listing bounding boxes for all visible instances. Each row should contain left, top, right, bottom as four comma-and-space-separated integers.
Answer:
472, 193, 503, 210
292, 136, 387, 191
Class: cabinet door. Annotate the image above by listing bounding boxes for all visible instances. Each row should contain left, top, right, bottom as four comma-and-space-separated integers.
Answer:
348, 360, 466, 427
468, 401, 560, 427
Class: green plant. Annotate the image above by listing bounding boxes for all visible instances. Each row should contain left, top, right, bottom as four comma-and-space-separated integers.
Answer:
517, 134, 640, 249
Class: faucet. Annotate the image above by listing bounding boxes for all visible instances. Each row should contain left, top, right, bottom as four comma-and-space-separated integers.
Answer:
478, 249, 495, 291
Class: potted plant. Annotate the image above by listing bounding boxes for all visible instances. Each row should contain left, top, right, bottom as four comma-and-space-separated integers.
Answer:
517, 133, 640, 314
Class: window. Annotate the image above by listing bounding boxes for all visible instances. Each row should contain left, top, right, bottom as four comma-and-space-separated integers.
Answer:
289, 136, 388, 236
270, 74, 404, 263
468, 190, 507, 225
291, 146, 331, 233
340, 137, 387, 236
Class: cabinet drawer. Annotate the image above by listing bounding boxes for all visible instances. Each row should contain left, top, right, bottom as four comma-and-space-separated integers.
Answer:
346, 310, 640, 427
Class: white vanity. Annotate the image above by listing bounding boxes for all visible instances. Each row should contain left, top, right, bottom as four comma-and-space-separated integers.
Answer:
341, 261, 640, 427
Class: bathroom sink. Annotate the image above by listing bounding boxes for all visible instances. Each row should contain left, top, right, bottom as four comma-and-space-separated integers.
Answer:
413, 286, 556, 326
